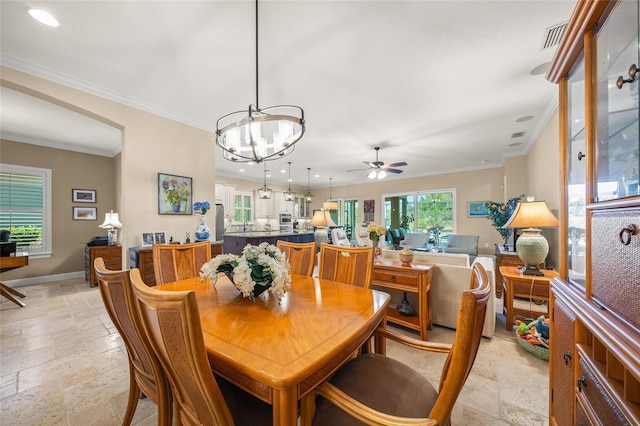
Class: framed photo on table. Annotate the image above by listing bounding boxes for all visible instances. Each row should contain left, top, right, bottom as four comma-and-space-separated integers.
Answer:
72, 189, 96, 203
158, 173, 192, 215
467, 201, 489, 217
154, 232, 166, 244
141, 232, 154, 246
73, 207, 97, 220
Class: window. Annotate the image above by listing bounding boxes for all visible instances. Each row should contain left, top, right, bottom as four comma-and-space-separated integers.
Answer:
234, 191, 252, 223
384, 189, 455, 239
0, 164, 52, 257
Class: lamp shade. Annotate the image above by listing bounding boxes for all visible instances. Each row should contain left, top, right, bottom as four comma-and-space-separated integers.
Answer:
99, 211, 122, 229
502, 201, 559, 229
323, 201, 339, 211
309, 210, 337, 228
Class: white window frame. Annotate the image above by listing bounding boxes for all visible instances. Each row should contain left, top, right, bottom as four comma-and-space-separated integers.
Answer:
0, 163, 52, 258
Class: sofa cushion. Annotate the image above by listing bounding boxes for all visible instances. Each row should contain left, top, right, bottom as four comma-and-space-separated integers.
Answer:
399, 233, 430, 248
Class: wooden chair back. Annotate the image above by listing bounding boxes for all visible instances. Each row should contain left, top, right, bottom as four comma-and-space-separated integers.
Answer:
430, 262, 491, 423
318, 243, 374, 288
152, 242, 211, 285
276, 240, 316, 277
94, 258, 172, 426
129, 268, 235, 425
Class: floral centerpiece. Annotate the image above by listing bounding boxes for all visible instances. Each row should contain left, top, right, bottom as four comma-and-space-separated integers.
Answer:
200, 242, 291, 302
367, 223, 387, 245
162, 178, 190, 211
193, 201, 210, 216
427, 225, 443, 248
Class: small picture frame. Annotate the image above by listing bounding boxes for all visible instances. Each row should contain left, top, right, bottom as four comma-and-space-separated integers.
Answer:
73, 206, 97, 220
154, 232, 166, 244
158, 173, 192, 215
72, 189, 96, 203
141, 232, 154, 246
467, 201, 489, 217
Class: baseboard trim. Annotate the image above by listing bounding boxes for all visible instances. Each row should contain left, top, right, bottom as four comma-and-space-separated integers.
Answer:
2, 271, 85, 288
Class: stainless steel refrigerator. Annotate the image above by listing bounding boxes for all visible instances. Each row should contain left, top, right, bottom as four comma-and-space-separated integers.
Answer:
214, 203, 224, 242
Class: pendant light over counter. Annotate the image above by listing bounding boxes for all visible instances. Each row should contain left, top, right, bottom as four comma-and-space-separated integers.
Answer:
323, 178, 339, 211
304, 168, 314, 204
257, 162, 272, 199
215, 0, 305, 163
284, 161, 294, 201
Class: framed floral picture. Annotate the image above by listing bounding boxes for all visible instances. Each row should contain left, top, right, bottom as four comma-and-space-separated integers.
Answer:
158, 173, 192, 215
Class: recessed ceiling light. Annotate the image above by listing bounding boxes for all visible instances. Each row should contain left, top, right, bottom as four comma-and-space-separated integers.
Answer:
515, 116, 534, 123
280, 169, 286, 173
27, 9, 59, 27
508, 142, 523, 147
239, 169, 245, 172
481, 160, 489, 164
314, 174, 320, 178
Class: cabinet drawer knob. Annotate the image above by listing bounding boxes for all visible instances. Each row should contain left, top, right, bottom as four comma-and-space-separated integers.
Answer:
577, 151, 585, 161
616, 63, 637, 88
577, 376, 587, 392
390, 275, 396, 281
563, 351, 571, 365
618, 224, 639, 245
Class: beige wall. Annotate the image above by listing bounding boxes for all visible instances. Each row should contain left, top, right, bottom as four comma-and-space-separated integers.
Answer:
2, 66, 216, 280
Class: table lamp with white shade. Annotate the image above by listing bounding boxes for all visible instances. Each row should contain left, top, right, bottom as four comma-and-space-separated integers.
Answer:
309, 209, 336, 248
502, 197, 558, 276
99, 210, 122, 246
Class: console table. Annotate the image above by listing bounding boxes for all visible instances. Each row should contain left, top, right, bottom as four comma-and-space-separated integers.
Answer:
85, 245, 122, 287
0, 255, 29, 307
371, 259, 433, 340
500, 265, 558, 330
129, 242, 222, 286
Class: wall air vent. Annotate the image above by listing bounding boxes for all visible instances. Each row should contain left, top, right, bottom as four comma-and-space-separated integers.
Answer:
541, 21, 568, 50
511, 131, 526, 138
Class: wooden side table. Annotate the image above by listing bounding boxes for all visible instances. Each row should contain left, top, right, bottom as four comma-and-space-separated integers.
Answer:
371, 259, 433, 340
0, 255, 29, 307
85, 245, 122, 287
500, 265, 559, 330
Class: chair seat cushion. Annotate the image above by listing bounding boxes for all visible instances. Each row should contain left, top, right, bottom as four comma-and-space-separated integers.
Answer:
313, 353, 437, 426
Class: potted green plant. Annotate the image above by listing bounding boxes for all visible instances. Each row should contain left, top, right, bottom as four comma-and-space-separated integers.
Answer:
485, 195, 524, 250
399, 214, 414, 232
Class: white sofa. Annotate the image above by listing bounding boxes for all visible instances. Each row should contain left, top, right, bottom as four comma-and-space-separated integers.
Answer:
381, 250, 496, 338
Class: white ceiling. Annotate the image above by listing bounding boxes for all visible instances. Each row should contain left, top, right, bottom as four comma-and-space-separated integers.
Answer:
0, 0, 576, 190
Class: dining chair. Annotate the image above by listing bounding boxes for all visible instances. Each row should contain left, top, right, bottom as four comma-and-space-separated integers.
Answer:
129, 268, 273, 425
276, 240, 316, 277
318, 243, 374, 288
94, 258, 172, 426
300, 263, 491, 426
152, 241, 211, 285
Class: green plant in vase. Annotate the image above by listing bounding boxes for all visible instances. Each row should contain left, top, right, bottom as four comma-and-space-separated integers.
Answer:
485, 195, 524, 249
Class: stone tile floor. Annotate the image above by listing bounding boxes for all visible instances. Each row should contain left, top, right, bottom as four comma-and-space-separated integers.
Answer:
0, 278, 549, 425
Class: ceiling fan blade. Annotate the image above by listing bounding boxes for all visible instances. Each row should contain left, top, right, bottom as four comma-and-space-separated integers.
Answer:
386, 168, 404, 174
384, 162, 407, 168
346, 167, 371, 172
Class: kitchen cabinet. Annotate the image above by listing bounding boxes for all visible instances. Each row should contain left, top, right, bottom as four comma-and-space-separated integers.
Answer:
254, 190, 275, 218
277, 191, 294, 214
293, 194, 310, 218
547, 1, 640, 424
215, 184, 236, 218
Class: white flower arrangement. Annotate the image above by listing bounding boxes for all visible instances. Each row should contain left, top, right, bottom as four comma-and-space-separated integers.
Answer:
367, 223, 387, 244
200, 242, 291, 302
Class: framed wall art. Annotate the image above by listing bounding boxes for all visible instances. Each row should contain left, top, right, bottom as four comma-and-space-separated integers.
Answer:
73, 206, 97, 220
467, 201, 489, 217
363, 199, 375, 222
158, 173, 192, 215
72, 189, 96, 203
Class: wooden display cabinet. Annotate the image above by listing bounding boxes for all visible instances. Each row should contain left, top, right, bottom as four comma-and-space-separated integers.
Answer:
548, 1, 640, 424
85, 245, 122, 287
371, 259, 433, 340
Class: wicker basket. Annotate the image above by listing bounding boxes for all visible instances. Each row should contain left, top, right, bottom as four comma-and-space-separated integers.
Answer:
514, 329, 549, 361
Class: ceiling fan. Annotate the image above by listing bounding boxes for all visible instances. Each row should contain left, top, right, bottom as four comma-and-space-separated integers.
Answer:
347, 147, 407, 179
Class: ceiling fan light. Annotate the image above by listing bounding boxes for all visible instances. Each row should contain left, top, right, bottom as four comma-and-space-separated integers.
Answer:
377, 170, 387, 179
367, 170, 377, 179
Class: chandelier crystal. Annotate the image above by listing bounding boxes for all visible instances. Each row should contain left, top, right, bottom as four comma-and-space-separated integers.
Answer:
216, 0, 304, 163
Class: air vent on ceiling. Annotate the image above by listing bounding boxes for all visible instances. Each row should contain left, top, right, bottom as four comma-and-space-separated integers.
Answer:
511, 131, 526, 139
541, 21, 568, 50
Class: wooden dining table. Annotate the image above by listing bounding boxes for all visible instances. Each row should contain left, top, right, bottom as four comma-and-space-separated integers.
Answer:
155, 274, 390, 426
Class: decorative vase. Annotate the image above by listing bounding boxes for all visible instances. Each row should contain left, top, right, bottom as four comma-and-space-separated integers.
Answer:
195, 216, 211, 241
396, 292, 417, 316
250, 282, 272, 298
399, 246, 414, 266
372, 240, 381, 260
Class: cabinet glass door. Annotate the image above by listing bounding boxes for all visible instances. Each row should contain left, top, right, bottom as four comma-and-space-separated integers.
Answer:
594, 0, 639, 201
567, 57, 586, 288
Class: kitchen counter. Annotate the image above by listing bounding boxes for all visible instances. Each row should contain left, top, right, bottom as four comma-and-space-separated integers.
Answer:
223, 231, 314, 255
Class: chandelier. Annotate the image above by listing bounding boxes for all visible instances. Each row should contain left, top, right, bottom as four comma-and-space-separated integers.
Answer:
215, 0, 305, 163
323, 177, 339, 211
257, 162, 272, 199
284, 161, 294, 201
304, 168, 314, 203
